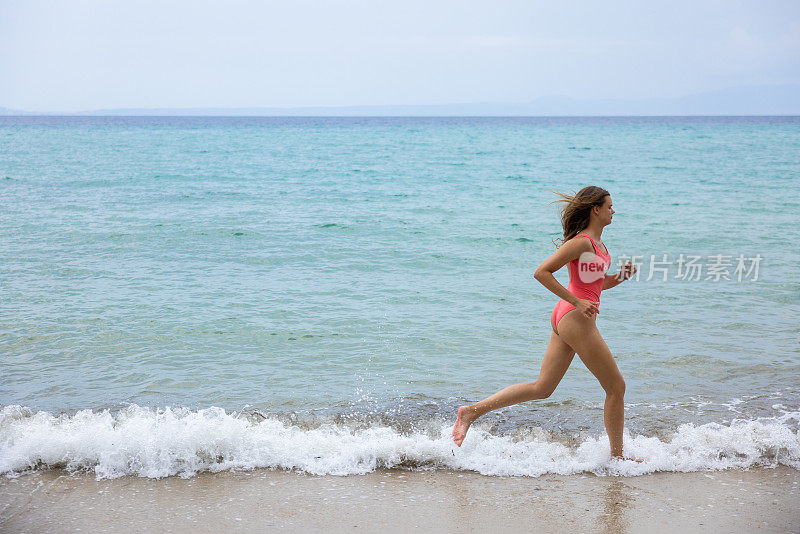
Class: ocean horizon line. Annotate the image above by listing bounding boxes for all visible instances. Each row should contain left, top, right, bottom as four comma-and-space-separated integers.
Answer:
3, 83, 800, 117
3, 113, 800, 118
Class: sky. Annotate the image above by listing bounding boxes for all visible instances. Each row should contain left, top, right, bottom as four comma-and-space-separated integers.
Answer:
1, 0, 799, 112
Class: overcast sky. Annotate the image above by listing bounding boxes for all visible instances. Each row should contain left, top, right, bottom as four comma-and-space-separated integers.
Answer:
1, 0, 798, 112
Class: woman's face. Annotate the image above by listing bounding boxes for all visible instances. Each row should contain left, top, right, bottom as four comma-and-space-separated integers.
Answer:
595, 196, 614, 225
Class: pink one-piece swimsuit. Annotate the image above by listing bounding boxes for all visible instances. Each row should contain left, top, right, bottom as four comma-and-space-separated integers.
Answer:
551, 233, 611, 334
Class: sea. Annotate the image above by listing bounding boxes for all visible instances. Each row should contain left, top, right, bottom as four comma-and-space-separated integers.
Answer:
0, 116, 798, 479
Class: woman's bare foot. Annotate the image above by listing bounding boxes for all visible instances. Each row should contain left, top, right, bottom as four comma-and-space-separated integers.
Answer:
452, 406, 476, 447
611, 454, 644, 463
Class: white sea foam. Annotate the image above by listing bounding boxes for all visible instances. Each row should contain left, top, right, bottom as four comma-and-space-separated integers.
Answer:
1, 404, 797, 479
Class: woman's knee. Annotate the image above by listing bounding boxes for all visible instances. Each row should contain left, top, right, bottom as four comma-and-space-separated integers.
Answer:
531, 380, 555, 399
604, 377, 626, 397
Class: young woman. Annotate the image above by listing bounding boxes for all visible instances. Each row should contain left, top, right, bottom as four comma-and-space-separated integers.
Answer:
451, 186, 642, 462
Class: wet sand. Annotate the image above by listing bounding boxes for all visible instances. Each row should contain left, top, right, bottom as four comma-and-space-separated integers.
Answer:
1, 466, 797, 533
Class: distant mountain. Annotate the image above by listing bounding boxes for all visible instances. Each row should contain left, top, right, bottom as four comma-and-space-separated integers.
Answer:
2, 84, 799, 116
0, 107, 37, 116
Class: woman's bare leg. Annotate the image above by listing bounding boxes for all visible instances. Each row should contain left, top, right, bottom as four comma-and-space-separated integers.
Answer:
452, 330, 576, 446
555, 310, 638, 460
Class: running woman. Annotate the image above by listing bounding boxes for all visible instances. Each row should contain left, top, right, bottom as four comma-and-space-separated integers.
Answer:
451, 186, 642, 462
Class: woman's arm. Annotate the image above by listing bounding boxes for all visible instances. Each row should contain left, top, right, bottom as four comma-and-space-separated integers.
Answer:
533, 238, 592, 306
602, 261, 637, 290
602, 274, 622, 290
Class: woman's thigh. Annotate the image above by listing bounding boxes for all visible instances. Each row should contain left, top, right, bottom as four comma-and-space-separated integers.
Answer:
535, 331, 576, 395
556, 310, 625, 394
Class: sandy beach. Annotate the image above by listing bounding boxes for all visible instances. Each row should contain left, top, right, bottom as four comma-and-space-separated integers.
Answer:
1, 466, 797, 533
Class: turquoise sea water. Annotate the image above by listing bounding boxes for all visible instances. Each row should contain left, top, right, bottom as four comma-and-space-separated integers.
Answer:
1, 116, 798, 478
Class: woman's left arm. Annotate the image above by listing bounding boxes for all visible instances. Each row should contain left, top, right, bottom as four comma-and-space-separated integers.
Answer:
603, 261, 637, 290
602, 274, 622, 290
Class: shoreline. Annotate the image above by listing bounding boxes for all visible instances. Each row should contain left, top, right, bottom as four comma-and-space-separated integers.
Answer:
1, 466, 797, 533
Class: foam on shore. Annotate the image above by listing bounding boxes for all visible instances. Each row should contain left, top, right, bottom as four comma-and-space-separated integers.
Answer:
1, 404, 798, 479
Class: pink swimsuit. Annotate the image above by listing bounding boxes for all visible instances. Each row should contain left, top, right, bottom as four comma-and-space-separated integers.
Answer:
551, 233, 611, 334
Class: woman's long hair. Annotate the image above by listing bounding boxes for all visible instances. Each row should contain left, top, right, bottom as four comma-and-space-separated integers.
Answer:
547, 186, 610, 247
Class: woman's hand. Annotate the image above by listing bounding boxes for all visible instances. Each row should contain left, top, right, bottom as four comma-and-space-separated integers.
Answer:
618, 261, 637, 281
574, 298, 600, 318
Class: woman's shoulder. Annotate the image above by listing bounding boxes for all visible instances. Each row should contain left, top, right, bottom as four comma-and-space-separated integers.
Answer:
565, 233, 595, 248
557, 234, 596, 258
